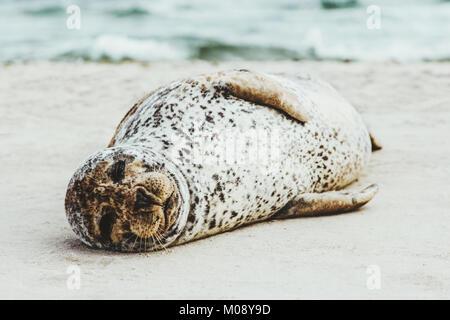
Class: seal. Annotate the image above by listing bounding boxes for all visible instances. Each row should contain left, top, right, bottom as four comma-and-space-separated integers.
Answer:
65, 69, 380, 252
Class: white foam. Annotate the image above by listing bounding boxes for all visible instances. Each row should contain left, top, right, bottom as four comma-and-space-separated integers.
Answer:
90, 35, 189, 61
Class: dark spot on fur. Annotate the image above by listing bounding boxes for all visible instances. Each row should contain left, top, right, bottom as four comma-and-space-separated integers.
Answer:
205, 114, 214, 124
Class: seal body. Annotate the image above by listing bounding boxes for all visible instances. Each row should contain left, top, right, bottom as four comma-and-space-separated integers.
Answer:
65, 70, 376, 252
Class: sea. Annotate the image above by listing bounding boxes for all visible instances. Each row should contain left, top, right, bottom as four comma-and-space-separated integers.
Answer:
1, 0, 449, 62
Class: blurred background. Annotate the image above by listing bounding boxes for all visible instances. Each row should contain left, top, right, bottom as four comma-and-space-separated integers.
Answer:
1, 0, 449, 63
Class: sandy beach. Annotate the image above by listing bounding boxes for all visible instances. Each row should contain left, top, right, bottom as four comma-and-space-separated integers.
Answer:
0, 61, 449, 299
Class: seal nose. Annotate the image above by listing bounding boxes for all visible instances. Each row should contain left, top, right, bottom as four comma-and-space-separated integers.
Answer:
134, 188, 153, 211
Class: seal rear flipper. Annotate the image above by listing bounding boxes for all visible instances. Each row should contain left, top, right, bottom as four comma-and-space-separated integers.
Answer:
207, 69, 310, 123
274, 184, 378, 218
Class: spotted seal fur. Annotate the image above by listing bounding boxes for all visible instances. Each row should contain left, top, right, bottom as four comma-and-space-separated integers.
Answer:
65, 69, 380, 252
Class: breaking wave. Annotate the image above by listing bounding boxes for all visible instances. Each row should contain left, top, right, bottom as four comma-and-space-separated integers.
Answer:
1, 0, 450, 63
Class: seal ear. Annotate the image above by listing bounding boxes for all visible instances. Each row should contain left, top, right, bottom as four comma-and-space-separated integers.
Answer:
207, 69, 309, 123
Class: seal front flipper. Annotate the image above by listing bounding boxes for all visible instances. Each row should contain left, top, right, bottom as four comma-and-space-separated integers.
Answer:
274, 184, 378, 218
205, 69, 310, 123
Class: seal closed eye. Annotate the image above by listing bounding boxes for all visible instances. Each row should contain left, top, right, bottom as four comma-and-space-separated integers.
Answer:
108, 160, 125, 184
99, 206, 117, 243
65, 69, 380, 252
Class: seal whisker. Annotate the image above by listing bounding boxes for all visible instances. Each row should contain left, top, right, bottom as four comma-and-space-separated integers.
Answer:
131, 233, 139, 252
154, 232, 169, 253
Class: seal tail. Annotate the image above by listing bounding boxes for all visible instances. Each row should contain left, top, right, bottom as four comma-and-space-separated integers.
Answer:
370, 133, 382, 152
274, 184, 378, 218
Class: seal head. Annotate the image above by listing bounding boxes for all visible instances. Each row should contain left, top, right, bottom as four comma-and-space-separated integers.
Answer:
65, 145, 190, 252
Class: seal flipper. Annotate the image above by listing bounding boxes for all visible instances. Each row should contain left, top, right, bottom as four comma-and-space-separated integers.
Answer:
208, 69, 310, 123
274, 184, 378, 218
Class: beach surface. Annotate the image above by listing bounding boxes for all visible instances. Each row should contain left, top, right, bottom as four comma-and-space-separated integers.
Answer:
0, 61, 449, 299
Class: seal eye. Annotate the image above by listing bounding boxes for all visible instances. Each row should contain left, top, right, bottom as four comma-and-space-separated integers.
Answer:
108, 160, 126, 183
99, 206, 117, 242
134, 189, 153, 211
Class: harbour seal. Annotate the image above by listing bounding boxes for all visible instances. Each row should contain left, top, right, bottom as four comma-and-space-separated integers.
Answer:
65, 69, 380, 252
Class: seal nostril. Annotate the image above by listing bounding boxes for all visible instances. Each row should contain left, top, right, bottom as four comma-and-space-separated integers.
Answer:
99, 206, 117, 242
134, 189, 152, 211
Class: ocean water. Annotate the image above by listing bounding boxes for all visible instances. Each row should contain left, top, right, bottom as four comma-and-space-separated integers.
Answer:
1, 0, 449, 62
